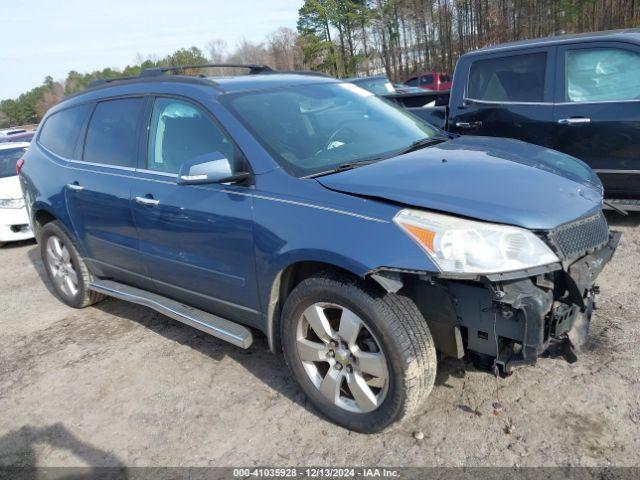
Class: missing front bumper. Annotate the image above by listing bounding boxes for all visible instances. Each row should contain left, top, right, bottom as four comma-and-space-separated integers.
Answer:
409, 231, 621, 373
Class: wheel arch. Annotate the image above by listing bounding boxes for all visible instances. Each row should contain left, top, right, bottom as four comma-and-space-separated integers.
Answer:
31, 204, 58, 242
29, 200, 83, 251
266, 259, 382, 353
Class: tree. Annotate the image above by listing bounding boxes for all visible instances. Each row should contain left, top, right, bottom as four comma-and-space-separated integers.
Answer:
163, 47, 208, 66
206, 39, 228, 63
267, 27, 303, 70
3, 1, 639, 127
298, 0, 340, 74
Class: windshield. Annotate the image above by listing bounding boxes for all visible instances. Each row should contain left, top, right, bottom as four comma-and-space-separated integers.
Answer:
223, 82, 439, 177
0, 147, 26, 178
351, 77, 395, 95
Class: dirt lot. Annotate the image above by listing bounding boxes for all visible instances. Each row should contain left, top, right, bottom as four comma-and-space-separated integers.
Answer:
0, 212, 638, 468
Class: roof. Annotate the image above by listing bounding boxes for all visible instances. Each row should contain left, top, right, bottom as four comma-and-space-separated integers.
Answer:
0, 129, 27, 136
0, 131, 34, 141
49, 67, 340, 115
67, 71, 337, 102
466, 28, 640, 56
344, 75, 388, 82
405, 71, 448, 79
206, 73, 338, 93
0, 142, 30, 151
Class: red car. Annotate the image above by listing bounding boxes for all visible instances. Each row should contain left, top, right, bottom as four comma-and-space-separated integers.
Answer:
404, 71, 452, 91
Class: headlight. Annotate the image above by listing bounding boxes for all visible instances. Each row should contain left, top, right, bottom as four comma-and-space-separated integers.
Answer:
0, 198, 25, 209
394, 209, 559, 275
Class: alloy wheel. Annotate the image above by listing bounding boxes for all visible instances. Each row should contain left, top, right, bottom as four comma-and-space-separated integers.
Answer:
46, 235, 79, 298
295, 302, 389, 413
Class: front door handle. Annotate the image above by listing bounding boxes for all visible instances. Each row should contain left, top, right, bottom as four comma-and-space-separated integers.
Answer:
135, 196, 160, 207
66, 183, 84, 192
455, 121, 483, 129
558, 117, 591, 125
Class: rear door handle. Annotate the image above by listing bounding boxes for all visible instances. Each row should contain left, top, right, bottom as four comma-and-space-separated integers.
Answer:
455, 121, 482, 129
558, 117, 591, 125
66, 183, 84, 191
135, 196, 160, 206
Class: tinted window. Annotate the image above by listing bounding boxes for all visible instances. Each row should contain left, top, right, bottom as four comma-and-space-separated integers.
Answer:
147, 98, 234, 174
566, 47, 640, 102
405, 78, 419, 86
39, 105, 90, 158
225, 82, 439, 177
420, 74, 434, 85
0, 146, 28, 178
467, 53, 547, 102
84, 98, 144, 167
352, 77, 395, 95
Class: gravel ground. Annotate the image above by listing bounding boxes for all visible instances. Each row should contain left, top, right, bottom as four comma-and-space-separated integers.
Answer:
0, 212, 638, 468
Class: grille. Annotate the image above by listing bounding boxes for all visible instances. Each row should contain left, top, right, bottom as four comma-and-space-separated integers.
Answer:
547, 211, 609, 259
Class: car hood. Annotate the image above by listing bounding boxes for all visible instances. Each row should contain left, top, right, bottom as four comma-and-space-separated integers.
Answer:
316, 136, 603, 230
0, 175, 21, 200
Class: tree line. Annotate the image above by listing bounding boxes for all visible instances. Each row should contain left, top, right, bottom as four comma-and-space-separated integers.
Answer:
1, 0, 638, 128
297, 0, 640, 78
0, 28, 304, 128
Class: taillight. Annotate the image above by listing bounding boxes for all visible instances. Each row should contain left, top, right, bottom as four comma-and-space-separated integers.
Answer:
16, 158, 24, 175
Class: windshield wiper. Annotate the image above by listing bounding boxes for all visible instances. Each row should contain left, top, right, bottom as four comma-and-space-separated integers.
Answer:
306, 137, 448, 179
306, 159, 380, 179
397, 137, 447, 155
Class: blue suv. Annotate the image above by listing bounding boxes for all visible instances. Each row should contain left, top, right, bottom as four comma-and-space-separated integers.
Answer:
19, 64, 619, 432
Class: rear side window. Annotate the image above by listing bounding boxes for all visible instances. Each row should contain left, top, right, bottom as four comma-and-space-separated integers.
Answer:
566, 47, 640, 102
83, 98, 144, 167
420, 74, 434, 86
39, 104, 90, 158
467, 53, 547, 102
405, 78, 418, 86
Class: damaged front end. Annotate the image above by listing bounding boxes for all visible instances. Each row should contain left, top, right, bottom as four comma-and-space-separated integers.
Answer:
374, 211, 621, 373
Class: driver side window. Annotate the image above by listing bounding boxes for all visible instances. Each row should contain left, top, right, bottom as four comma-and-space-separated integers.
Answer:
147, 98, 234, 174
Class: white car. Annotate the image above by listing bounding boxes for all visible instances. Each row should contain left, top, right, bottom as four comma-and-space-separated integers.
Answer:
0, 128, 27, 138
0, 142, 33, 246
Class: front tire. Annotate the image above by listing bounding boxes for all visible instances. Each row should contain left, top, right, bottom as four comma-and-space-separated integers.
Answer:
40, 221, 104, 308
281, 272, 437, 433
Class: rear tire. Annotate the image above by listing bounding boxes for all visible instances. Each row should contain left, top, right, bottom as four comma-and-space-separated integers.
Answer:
281, 272, 437, 433
40, 221, 105, 308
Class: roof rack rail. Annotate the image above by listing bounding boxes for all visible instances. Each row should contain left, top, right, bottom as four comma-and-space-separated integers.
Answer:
84, 64, 329, 92
275, 70, 331, 77
87, 75, 141, 89
140, 63, 274, 77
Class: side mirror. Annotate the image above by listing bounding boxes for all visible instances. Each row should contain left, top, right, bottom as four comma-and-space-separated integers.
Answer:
177, 152, 250, 186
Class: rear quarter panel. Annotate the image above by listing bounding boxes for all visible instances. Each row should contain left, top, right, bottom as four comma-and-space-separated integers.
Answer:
20, 141, 76, 246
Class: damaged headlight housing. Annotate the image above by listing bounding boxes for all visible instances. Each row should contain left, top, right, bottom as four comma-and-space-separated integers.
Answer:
394, 209, 559, 275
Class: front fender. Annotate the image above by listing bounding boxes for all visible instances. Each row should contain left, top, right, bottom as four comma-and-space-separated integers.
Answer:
253, 197, 438, 293
250, 188, 440, 348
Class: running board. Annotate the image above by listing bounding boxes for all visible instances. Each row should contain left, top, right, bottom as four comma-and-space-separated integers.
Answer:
604, 198, 640, 212
89, 279, 253, 349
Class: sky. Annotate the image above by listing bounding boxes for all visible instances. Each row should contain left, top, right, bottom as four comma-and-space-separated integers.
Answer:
0, 0, 302, 100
